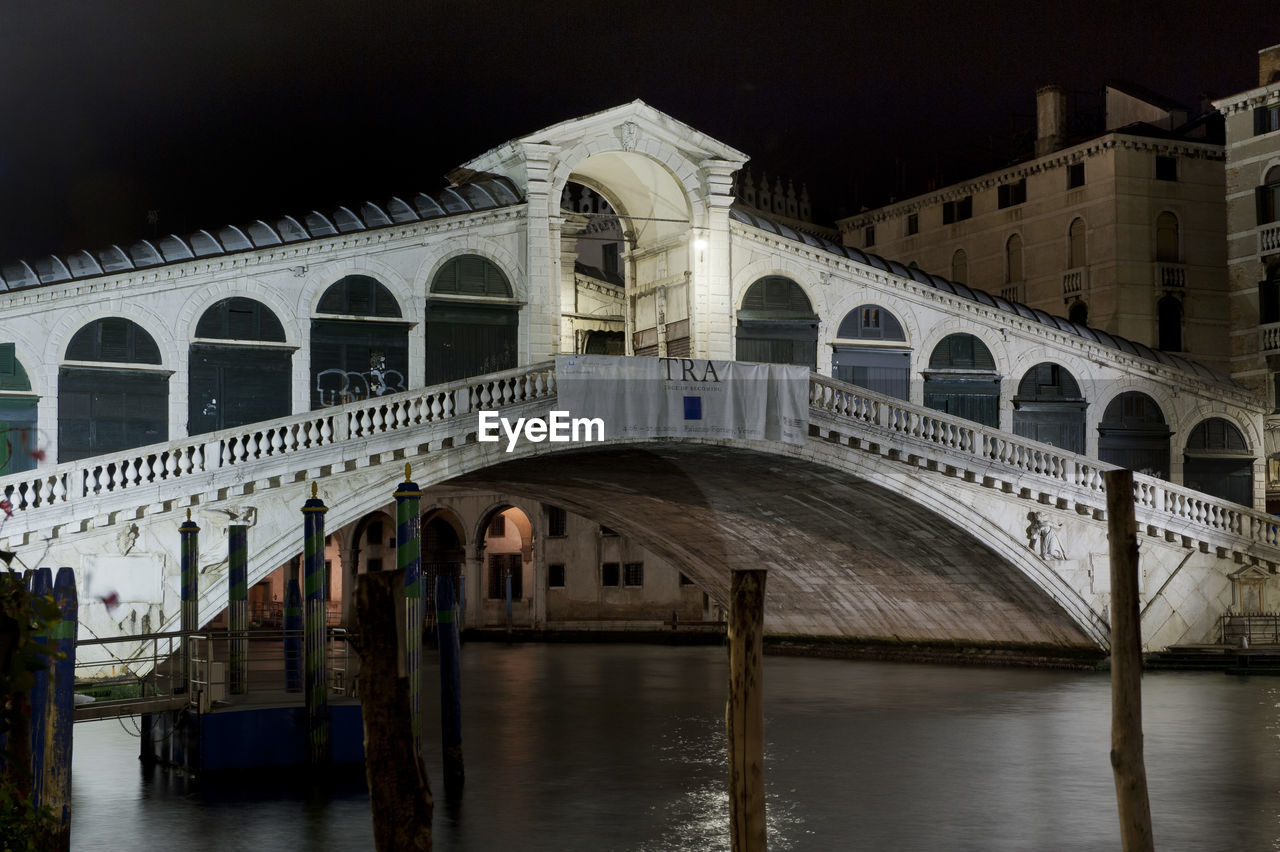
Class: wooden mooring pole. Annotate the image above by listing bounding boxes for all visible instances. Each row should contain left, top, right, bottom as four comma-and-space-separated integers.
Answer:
1104, 469, 1155, 852
31, 567, 76, 848
436, 569, 464, 793
354, 570, 433, 850
727, 568, 766, 852
179, 511, 199, 690
227, 525, 249, 695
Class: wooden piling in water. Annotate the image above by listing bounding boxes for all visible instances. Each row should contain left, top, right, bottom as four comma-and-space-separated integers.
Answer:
1104, 468, 1155, 852
302, 484, 330, 764
354, 570, 433, 850
228, 524, 249, 695
395, 464, 424, 752
727, 568, 767, 852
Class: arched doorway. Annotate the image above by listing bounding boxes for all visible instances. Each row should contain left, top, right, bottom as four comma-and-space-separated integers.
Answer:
831, 304, 910, 400
0, 345, 38, 474
478, 506, 533, 628
189, 297, 292, 434
1098, 392, 1170, 479
1012, 362, 1085, 453
59, 317, 168, 461
735, 276, 818, 368
311, 276, 409, 408
923, 333, 1000, 428
426, 255, 519, 384
1183, 418, 1253, 506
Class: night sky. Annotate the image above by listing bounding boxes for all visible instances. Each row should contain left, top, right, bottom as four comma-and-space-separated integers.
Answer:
1, 1, 1277, 265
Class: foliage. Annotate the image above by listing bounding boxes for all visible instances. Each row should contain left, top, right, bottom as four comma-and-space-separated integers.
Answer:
0, 569, 64, 851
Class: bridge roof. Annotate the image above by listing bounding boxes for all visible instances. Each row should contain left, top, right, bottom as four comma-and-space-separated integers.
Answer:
0, 175, 524, 292
730, 206, 1236, 388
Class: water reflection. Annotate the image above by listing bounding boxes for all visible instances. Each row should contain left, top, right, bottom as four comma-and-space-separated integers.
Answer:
72, 645, 1280, 851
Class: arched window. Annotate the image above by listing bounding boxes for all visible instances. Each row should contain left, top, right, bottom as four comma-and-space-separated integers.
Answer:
1157, 295, 1183, 351
923, 333, 1000, 427
1068, 218, 1087, 268
735, 276, 817, 368
1183, 417, 1253, 506
1156, 212, 1179, 263
1005, 234, 1023, 284
312, 276, 409, 408
1098, 392, 1170, 479
951, 249, 968, 284
0, 344, 38, 474
1012, 363, 1085, 454
1068, 301, 1089, 325
426, 256, 519, 384
1258, 166, 1280, 227
59, 318, 167, 461
831, 305, 910, 400
190, 298, 292, 435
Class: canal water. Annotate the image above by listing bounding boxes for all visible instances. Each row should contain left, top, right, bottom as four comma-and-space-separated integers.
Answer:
71, 643, 1280, 851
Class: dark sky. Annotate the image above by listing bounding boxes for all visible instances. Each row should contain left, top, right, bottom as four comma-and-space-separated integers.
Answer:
1, 1, 1277, 264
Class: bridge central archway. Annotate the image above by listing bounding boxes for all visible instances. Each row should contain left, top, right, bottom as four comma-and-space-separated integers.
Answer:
443, 444, 1095, 648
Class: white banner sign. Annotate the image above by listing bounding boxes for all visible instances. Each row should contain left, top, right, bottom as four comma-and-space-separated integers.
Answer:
555, 355, 809, 445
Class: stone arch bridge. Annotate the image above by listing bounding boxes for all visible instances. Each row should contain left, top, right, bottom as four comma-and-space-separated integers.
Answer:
3, 361, 1277, 660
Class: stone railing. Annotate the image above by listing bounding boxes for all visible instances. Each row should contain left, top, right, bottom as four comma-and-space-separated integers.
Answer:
3, 361, 1275, 562
0, 362, 558, 525
1260, 322, 1280, 355
1155, 262, 1186, 289
1061, 266, 1089, 298
808, 375, 1280, 558
1260, 223, 1280, 256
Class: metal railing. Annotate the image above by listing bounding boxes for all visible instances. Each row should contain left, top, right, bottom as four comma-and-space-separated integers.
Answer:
1220, 614, 1280, 646
73, 626, 357, 720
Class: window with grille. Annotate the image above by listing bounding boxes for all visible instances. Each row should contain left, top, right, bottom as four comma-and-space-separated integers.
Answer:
1067, 162, 1085, 189
488, 553, 522, 599
623, 562, 644, 587
547, 506, 567, 537
489, 514, 506, 537
905, 213, 919, 236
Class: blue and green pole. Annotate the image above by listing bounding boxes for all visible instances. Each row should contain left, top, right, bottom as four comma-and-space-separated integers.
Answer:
228, 525, 248, 695
32, 567, 76, 847
395, 464, 423, 751
302, 483, 330, 764
179, 510, 200, 689
284, 563, 303, 693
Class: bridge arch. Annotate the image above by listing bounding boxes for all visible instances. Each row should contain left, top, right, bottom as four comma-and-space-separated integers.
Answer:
425, 255, 520, 384
187, 297, 293, 435
1097, 390, 1172, 479
1183, 416, 1254, 506
735, 275, 820, 368
1011, 361, 1087, 454
830, 303, 912, 400
921, 330, 1004, 428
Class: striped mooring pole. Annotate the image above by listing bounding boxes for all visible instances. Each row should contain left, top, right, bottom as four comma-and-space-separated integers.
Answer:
228, 525, 249, 695
30, 566, 76, 848
179, 510, 200, 690
284, 566, 303, 693
302, 482, 330, 764
395, 463, 424, 751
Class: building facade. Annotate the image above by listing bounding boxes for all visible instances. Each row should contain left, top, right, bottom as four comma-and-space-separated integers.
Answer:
1215, 44, 1280, 510
837, 84, 1229, 374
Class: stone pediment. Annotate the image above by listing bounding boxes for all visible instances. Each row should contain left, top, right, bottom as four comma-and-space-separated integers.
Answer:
457, 100, 748, 191
1229, 564, 1272, 581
